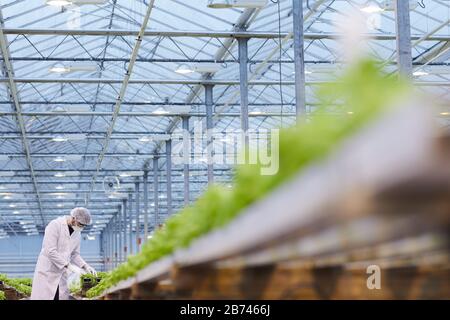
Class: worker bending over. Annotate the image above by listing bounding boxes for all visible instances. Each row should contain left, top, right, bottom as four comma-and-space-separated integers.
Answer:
31, 207, 97, 300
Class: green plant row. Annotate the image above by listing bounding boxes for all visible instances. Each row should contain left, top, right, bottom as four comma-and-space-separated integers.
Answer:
0, 290, 5, 300
0, 274, 32, 296
80, 271, 108, 283
87, 59, 410, 298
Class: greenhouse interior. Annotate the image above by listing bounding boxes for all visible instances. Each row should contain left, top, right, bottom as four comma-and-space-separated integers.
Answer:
0, 0, 449, 301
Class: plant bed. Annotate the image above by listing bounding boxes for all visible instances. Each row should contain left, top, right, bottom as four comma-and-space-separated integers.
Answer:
0, 275, 32, 298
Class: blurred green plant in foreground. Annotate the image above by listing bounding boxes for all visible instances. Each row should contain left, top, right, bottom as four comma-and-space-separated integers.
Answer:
87, 58, 411, 298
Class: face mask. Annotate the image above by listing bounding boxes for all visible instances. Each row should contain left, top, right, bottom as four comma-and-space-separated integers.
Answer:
72, 225, 83, 232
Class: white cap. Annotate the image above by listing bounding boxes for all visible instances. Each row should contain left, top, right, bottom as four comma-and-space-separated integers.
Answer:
70, 207, 92, 225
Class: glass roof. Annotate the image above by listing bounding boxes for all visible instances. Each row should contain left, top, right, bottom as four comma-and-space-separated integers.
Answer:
0, 0, 449, 237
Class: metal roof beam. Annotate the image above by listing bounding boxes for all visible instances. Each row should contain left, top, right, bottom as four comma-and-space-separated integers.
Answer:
2, 28, 449, 41
0, 12, 45, 225
1, 78, 447, 86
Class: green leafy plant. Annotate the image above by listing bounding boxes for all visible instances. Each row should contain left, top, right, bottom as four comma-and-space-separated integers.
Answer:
87, 59, 410, 298
80, 271, 108, 283
0, 274, 32, 296
0, 290, 5, 300
69, 282, 81, 295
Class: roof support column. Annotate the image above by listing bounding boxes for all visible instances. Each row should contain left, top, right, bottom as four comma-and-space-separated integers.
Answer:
135, 179, 141, 251
166, 140, 172, 215
395, 0, 413, 77
293, 0, 306, 118
143, 169, 149, 240
121, 200, 127, 261
205, 84, 214, 184
127, 192, 133, 255
153, 157, 159, 229
182, 116, 190, 205
238, 37, 249, 148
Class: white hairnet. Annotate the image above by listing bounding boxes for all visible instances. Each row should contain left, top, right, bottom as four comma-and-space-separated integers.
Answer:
70, 207, 92, 225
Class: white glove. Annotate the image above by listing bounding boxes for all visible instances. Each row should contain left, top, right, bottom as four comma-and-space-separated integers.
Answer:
83, 264, 97, 277
66, 263, 86, 275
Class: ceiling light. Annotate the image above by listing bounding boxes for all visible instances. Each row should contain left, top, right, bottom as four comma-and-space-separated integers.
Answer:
152, 107, 170, 115
139, 136, 152, 143
175, 63, 222, 74
440, 112, 449, 116
175, 64, 194, 74
3, 196, 11, 200
207, 0, 268, 8
49, 63, 70, 73
13, 211, 19, 214
57, 203, 64, 207
413, 71, 429, 77
249, 108, 266, 115
86, 235, 96, 240
54, 156, 66, 162
9, 204, 16, 208
46, 0, 72, 6
360, 1, 384, 13
55, 173, 66, 178
52, 136, 68, 142
49, 62, 99, 74
55, 185, 64, 190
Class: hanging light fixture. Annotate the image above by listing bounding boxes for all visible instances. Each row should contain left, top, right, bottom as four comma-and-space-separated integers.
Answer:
207, 0, 267, 9
175, 64, 194, 74
152, 107, 170, 115
139, 136, 152, 143
46, 0, 108, 6
413, 70, 429, 77
360, 1, 384, 13
49, 63, 71, 73
46, 0, 72, 6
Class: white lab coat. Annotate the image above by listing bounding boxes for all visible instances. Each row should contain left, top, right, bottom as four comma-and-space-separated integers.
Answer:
30, 216, 87, 300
